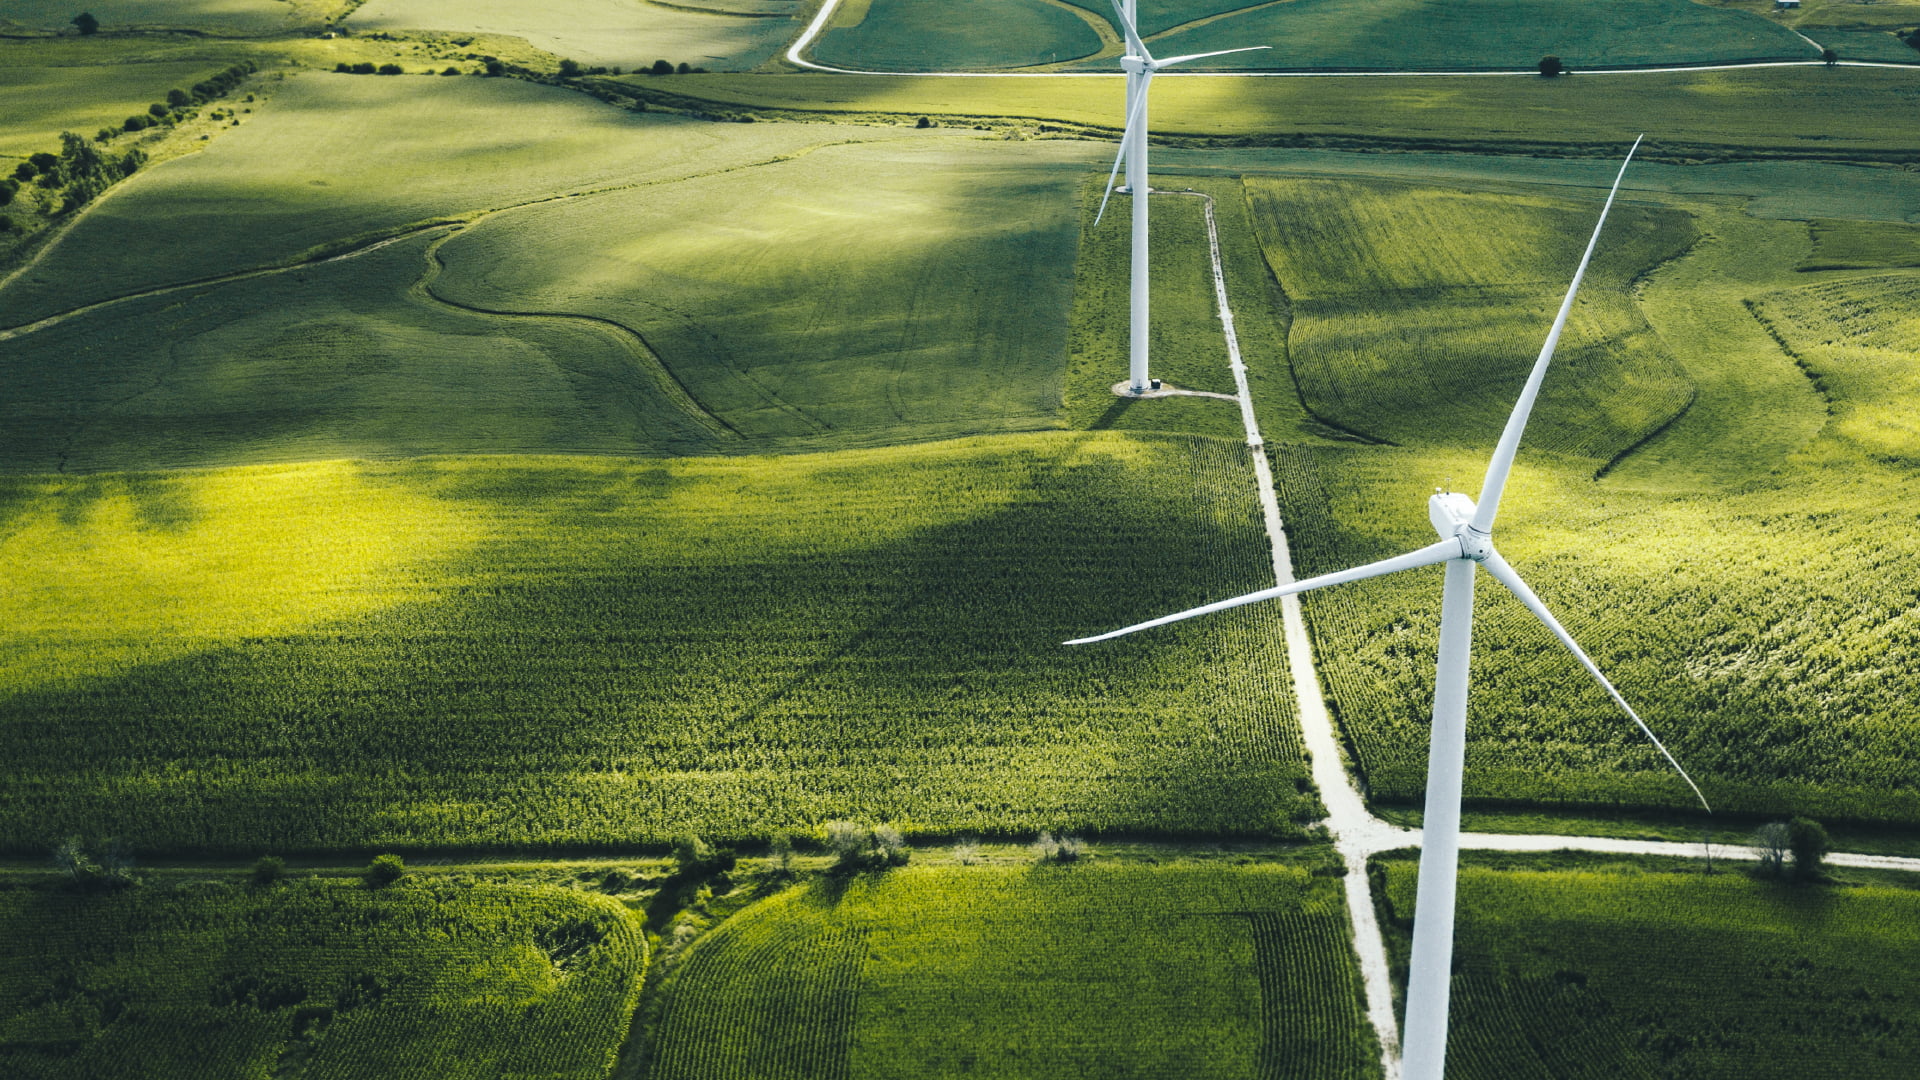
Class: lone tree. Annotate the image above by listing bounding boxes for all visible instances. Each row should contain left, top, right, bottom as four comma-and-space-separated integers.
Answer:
1754, 821, 1791, 876
1538, 55, 1565, 77
1788, 817, 1829, 879
72, 12, 99, 35
1822, 47, 1838, 68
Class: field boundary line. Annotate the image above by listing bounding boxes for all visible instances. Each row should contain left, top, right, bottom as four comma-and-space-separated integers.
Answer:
1186, 187, 1409, 1078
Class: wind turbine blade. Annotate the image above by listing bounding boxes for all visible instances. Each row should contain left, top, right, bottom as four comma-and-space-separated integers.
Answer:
1093, 70, 1153, 227
1153, 45, 1272, 68
1471, 135, 1643, 534
1066, 538, 1459, 645
1480, 547, 1711, 812
1105, 0, 1146, 57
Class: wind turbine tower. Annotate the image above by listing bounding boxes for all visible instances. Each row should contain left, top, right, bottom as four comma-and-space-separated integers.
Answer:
1071, 139, 1706, 1080
1098, 1, 1266, 394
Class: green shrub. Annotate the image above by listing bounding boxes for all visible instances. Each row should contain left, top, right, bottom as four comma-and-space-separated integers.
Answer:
1788, 817, 1829, 880
365, 853, 406, 887
376, 64, 404, 76
251, 854, 286, 885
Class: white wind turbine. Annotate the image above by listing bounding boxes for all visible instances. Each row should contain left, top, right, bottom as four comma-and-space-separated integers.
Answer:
1097, 0, 1267, 394
1068, 138, 1708, 1080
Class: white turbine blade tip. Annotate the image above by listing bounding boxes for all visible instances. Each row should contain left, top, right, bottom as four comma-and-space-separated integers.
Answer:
1155, 45, 1271, 68
1482, 550, 1711, 813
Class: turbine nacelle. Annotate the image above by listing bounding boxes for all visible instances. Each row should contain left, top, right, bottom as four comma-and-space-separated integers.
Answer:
1428, 492, 1493, 562
1120, 54, 1151, 74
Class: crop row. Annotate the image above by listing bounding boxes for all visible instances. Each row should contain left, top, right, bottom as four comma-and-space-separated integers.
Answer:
0, 433, 1318, 852
0, 876, 646, 1079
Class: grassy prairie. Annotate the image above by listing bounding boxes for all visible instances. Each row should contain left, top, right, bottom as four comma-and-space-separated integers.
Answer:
0, 875, 645, 1078
0, 74, 881, 327
1127, 0, 1815, 70
426, 136, 1095, 451
649, 861, 1378, 1080
1375, 858, 1920, 1078
348, 0, 800, 71
0, 433, 1319, 852
647, 68, 1920, 159
1245, 175, 1695, 460
810, 0, 1105, 70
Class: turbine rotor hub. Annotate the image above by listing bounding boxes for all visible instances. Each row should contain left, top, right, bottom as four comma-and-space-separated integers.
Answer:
1428, 491, 1492, 561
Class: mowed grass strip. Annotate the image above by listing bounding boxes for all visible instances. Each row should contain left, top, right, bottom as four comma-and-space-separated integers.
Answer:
1374, 858, 1920, 1079
649, 862, 1379, 1080
0, 433, 1317, 852
0, 876, 645, 1079
1244, 175, 1694, 460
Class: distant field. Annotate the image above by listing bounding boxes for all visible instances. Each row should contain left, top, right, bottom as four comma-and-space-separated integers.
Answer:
1376, 858, 1920, 1078
1119, 0, 1816, 71
1245, 175, 1695, 458
810, 0, 1105, 70
0, 62, 227, 161
0, 875, 645, 1078
656, 68, 1920, 161
649, 861, 1378, 1079
0, 232, 729, 472
349, 0, 800, 71
1801, 219, 1920, 269
0, 0, 304, 35
0, 74, 881, 329
427, 136, 1095, 451
810, 0, 1810, 70
0, 433, 1318, 852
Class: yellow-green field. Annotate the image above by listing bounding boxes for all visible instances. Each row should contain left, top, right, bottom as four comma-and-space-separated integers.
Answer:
348, 0, 801, 71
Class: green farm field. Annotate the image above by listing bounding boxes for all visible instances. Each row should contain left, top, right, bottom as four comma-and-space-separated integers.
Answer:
1241, 170, 1920, 826
648, 67, 1920, 161
645, 860, 1378, 1080
0, 872, 647, 1078
815, 0, 1814, 71
0, 434, 1319, 852
1375, 857, 1920, 1078
348, 0, 801, 71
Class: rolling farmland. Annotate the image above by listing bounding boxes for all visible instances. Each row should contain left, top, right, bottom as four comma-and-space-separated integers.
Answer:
5, 0, 1920, 1073
0, 874, 647, 1078
648, 861, 1378, 1080
1375, 857, 1920, 1078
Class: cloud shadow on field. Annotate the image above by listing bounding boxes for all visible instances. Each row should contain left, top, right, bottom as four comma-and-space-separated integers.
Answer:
0, 434, 1317, 853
